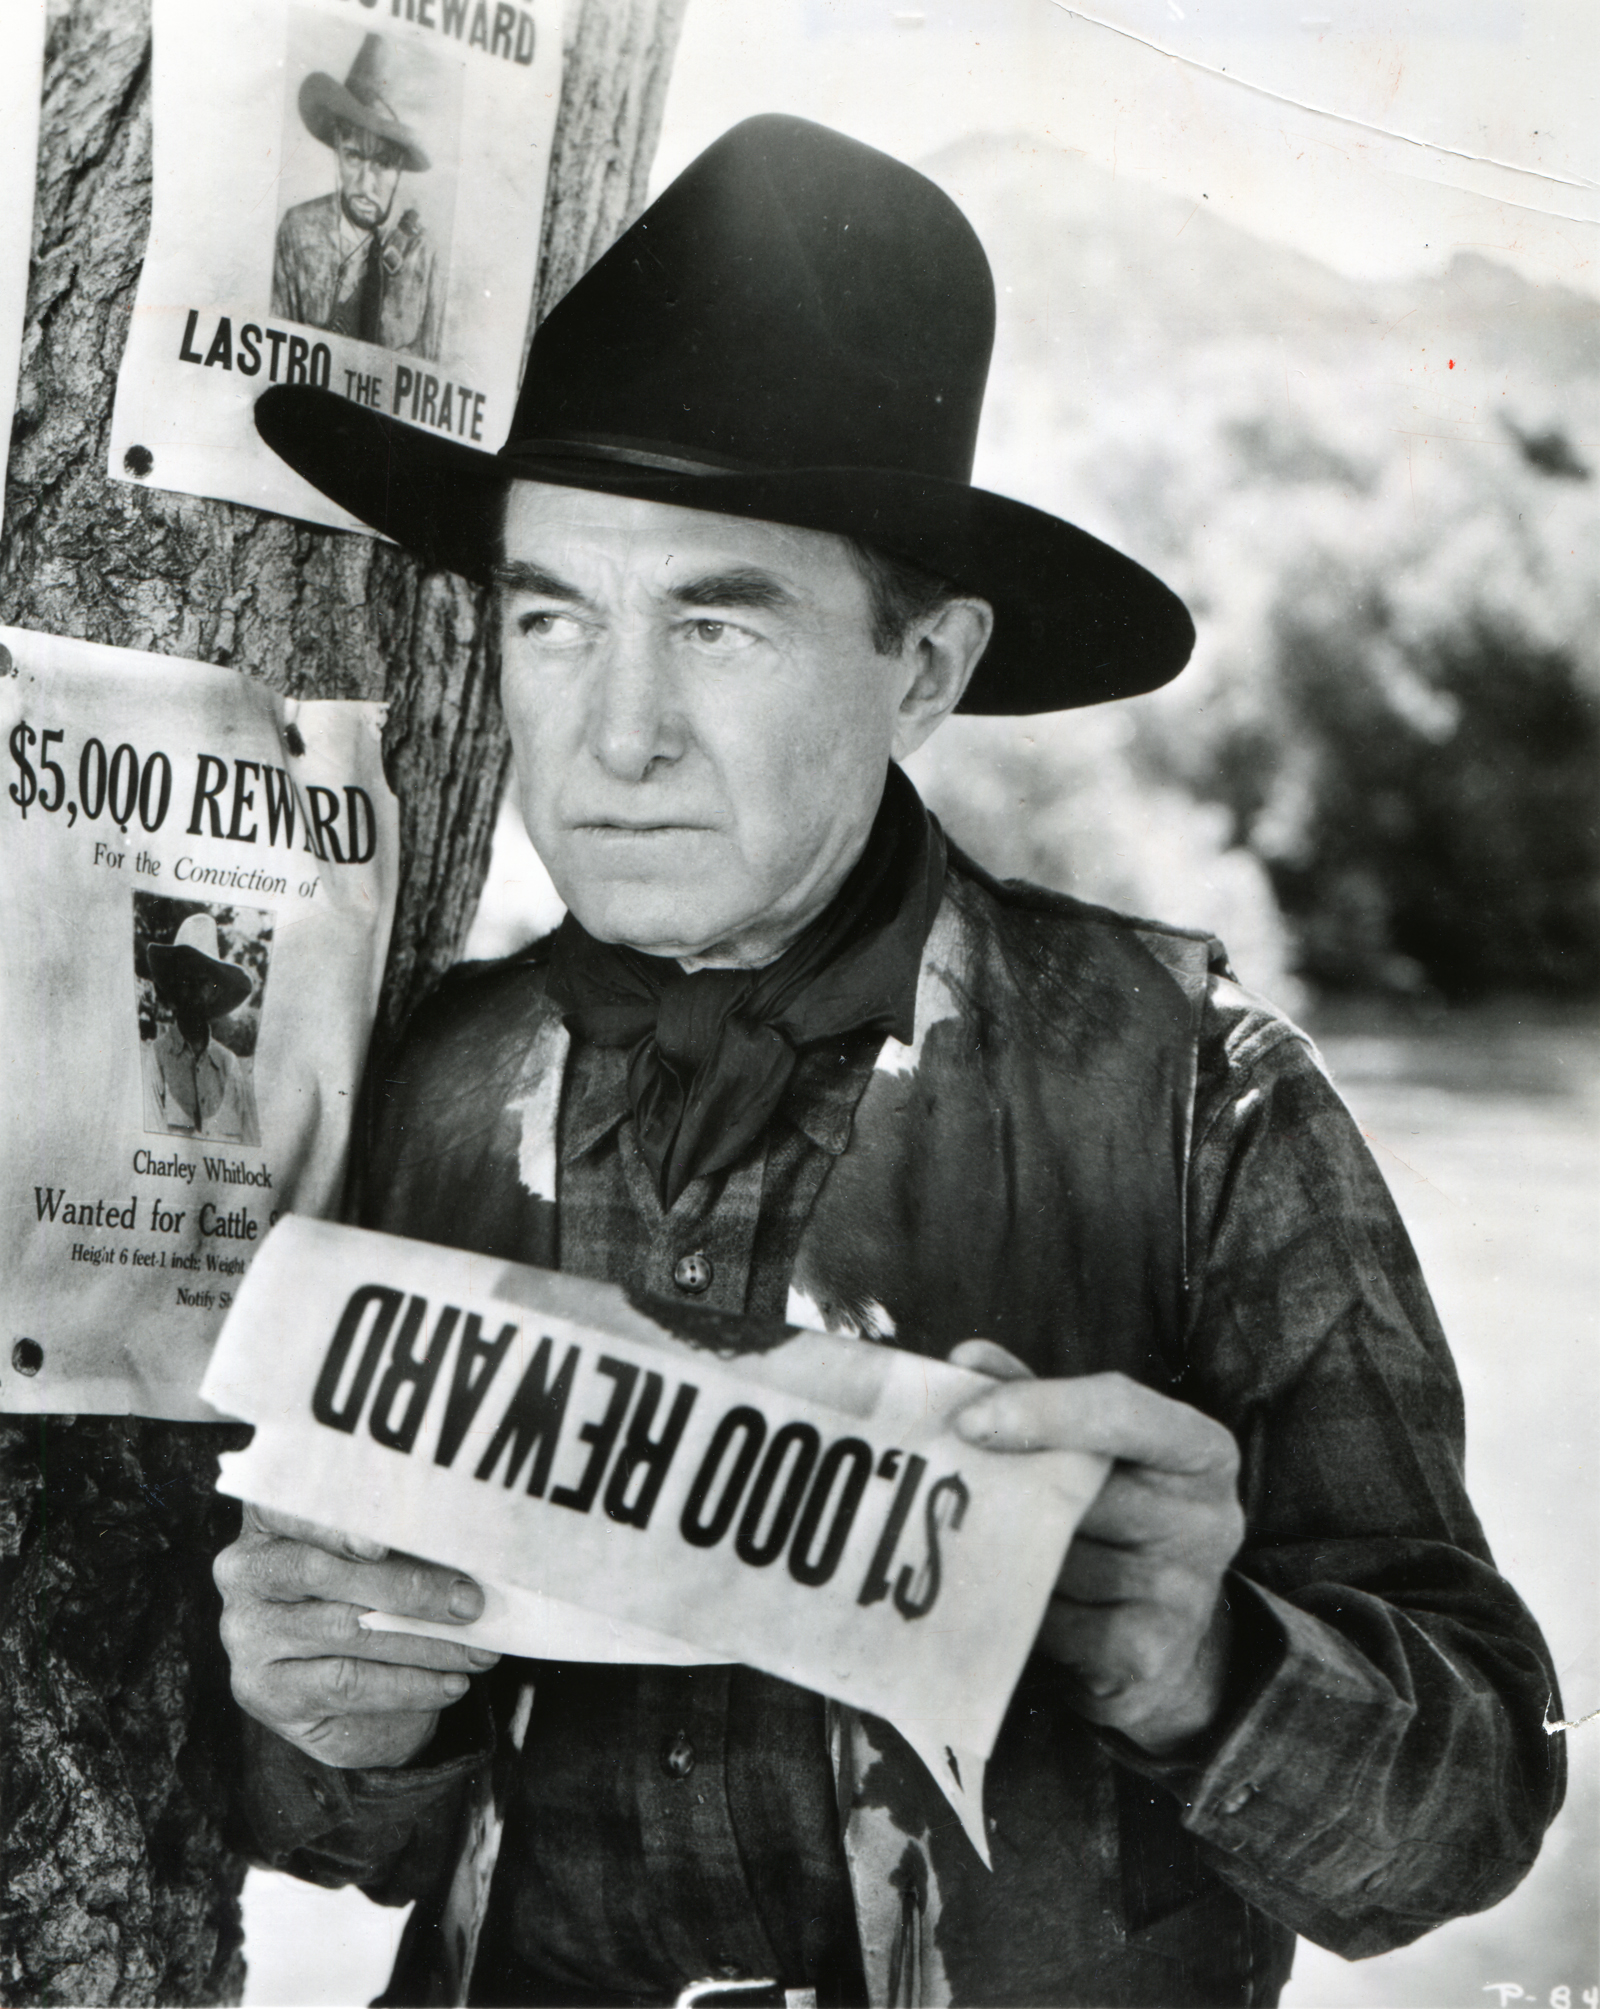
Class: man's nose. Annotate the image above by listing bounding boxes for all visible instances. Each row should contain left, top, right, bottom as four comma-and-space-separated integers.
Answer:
585, 629, 686, 783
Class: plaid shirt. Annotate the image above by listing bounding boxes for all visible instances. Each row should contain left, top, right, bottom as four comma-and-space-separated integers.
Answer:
234, 863, 1564, 2007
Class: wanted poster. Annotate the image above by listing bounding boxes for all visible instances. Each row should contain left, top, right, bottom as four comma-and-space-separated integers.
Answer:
0, 628, 397, 1419
108, 0, 562, 531
203, 1217, 1111, 1856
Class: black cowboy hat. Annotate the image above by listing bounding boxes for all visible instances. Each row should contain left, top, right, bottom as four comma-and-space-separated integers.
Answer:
256, 114, 1192, 714
299, 33, 431, 174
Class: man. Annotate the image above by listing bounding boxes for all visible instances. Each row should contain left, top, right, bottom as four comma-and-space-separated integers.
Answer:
272, 33, 443, 361
141, 908, 261, 1146
218, 118, 1562, 2006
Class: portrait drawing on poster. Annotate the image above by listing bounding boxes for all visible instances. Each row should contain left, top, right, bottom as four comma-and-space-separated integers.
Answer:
135, 892, 271, 1148
271, 17, 461, 362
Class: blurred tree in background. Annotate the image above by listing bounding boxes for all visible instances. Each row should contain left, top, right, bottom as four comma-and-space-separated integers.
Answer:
1148, 429, 1600, 998
909, 137, 1600, 1006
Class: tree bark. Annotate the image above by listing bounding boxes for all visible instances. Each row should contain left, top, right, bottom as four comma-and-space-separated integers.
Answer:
0, 1, 685, 1999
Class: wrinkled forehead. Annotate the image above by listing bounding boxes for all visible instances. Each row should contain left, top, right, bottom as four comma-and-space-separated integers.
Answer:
332, 121, 404, 168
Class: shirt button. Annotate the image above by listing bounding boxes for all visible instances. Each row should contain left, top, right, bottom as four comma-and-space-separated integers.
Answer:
1217, 1782, 1256, 1817
662, 1729, 696, 1779
673, 1251, 714, 1295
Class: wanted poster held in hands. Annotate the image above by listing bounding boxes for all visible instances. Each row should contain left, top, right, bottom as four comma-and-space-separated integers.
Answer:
203, 1216, 1112, 1857
0, 628, 397, 1418
109, 0, 561, 531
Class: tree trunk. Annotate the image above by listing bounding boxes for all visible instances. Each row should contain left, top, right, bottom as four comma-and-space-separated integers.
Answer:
0, 1, 685, 1999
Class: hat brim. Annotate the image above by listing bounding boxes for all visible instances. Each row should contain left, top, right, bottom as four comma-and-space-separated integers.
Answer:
299, 74, 430, 174
147, 943, 255, 1016
255, 385, 1193, 714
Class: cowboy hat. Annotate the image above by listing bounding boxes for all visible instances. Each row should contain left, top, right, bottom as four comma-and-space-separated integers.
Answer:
256, 114, 1192, 714
299, 33, 430, 174
146, 913, 255, 1017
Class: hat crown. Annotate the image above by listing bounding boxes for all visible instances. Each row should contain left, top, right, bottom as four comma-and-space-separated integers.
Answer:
299, 32, 431, 170
174, 913, 225, 961
343, 32, 403, 120
512, 116, 995, 483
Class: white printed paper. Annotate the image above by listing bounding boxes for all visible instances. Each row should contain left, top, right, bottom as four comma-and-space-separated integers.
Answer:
109, 0, 561, 529
0, 628, 397, 1419
204, 1218, 1110, 1856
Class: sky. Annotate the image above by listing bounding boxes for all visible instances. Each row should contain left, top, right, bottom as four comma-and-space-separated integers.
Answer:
656, 0, 1600, 300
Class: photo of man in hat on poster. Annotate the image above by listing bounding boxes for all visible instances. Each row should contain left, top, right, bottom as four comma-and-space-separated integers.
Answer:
271, 28, 447, 362
137, 895, 266, 1148
213, 114, 1565, 2008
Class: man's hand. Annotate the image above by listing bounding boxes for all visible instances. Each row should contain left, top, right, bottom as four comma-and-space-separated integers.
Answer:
951, 1345, 1245, 1757
214, 1503, 501, 1770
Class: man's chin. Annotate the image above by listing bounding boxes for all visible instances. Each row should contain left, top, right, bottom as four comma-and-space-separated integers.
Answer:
570, 904, 739, 960
560, 877, 756, 961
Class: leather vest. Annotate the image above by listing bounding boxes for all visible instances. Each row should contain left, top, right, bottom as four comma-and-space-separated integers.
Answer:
357, 860, 1293, 2006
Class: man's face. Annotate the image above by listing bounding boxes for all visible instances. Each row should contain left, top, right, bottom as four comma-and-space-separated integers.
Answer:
497, 484, 937, 965
334, 127, 402, 230
157, 964, 235, 1039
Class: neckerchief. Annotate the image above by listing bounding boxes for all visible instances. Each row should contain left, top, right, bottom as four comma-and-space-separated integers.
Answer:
356, 229, 385, 343
547, 764, 946, 1209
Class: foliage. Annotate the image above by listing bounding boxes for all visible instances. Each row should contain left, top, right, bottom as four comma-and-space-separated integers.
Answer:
1134, 404, 1600, 998
917, 136, 1600, 1001
906, 710, 1296, 1001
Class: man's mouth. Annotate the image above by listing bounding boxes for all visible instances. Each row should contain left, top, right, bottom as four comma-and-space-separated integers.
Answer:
576, 819, 712, 835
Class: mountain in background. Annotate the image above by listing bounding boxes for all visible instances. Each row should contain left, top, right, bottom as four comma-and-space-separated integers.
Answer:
922, 130, 1597, 555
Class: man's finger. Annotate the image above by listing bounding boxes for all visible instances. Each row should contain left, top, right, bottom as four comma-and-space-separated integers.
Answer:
1053, 1534, 1219, 1614
233, 1536, 485, 1625
250, 1654, 473, 1723
947, 1338, 1035, 1383
1073, 1466, 1244, 1550
1036, 1596, 1191, 1695
228, 1595, 499, 1671
953, 1370, 1238, 1478
244, 1500, 388, 1562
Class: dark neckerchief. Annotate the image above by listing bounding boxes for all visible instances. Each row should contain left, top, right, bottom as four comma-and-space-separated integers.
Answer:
547, 764, 946, 1209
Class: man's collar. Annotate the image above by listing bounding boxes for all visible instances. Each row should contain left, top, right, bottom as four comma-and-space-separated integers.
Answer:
157, 1020, 213, 1061
559, 1042, 629, 1163
558, 1029, 879, 1167
335, 204, 378, 259
787, 1037, 880, 1155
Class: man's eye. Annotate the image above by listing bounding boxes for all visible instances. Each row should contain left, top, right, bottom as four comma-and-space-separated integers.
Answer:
517, 611, 585, 644
684, 618, 756, 650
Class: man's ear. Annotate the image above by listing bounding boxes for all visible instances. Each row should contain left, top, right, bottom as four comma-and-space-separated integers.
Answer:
890, 598, 995, 762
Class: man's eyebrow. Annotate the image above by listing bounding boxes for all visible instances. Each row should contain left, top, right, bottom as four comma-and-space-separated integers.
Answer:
667, 568, 798, 613
491, 560, 595, 607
